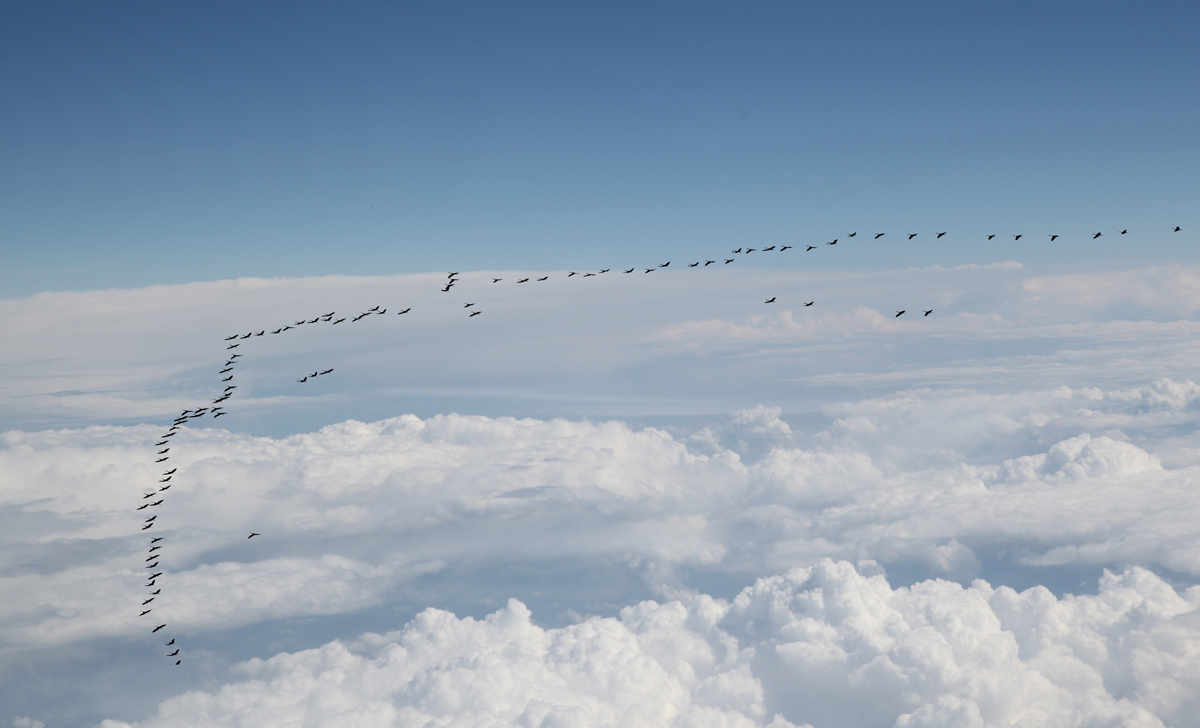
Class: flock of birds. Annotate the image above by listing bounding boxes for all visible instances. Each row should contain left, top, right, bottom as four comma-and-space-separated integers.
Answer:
133, 225, 1192, 664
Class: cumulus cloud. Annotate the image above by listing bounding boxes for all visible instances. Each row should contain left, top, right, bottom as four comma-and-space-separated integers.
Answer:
99, 560, 1200, 728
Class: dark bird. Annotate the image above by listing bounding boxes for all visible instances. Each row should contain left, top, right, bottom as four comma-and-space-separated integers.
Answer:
240, 333, 252, 339
660, 262, 670, 267
689, 262, 699, 267
332, 318, 346, 324
804, 301, 814, 306
493, 278, 502, 283
320, 369, 333, 375
875, 233, 885, 239
298, 377, 308, 383
732, 248, 743, 253
624, 268, 635, 273
895, 310, 906, 317
219, 368, 232, 374
144, 493, 155, 499
398, 308, 411, 314
165, 638, 174, 645
142, 523, 153, 530
145, 580, 156, 587
518, 278, 530, 283
224, 335, 238, 341
584, 273, 595, 277
464, 303, 475, 308
780, 246, 792, 251
937, 232, 947, 238
448, 272, 460, 278
745, 249, 756, 253
146, 562, 158, 569
1174, 226, 1182, 232
1050, 235, 1059, 241
271, 328, 283, 334
307, 318, 319, 324
924, 310, 933, 316
827, 240, 837, 246
987, 234, 996, 240
441, 285, 453, 292
725, 259, 735, 264
295, 320, 307, 325
377, 308, 387, 315
310, 371, 319, 378
568, 271, 579, 277
765, 297, 776, 303
1093, 232, 1102, 239
705, 260, 716, 265
645, 269, 654, 273
168, 649, 179, 656
255, 331, 265, 336
1121, 229, 1127, 234
224, 385, 236, 391
600, 269, 610, 273
367, 306, 380, 312
222, 375, 233, 382
137, 504, 150, 511
164, 468, 176, 475
469, 311, 482, 317
151, 535, 162, 541
226, 344, 239, 350
248, 532, 261, 539
149, 572, 162, 580
159, 477, 171, 482
281, 326, 292, 332
152, 624, 166, 633
763, 246, 776, 251
175, 660, 181, 665
537, 276, 548, 281
150, 500, 163, 506
146, 516, 157, 523
213, 412, 226, 418
848, 232, 857, 238
158, 485, 171, 491
908, 234, 917, 240
140, 610, 152, 616
1014, 235, 1022, 241
155, 457, 168, 463
806, 246, 816, 251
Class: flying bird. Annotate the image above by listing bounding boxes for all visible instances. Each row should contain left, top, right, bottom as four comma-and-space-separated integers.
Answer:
827, 240, 837, 246
804, 301, 813, 306
875, 233, 885, 239
222, 375, 232, 382
213, 412, 226, 418
806, 246, 816, 251
763, 246, 776, 251
660, 262, 670, 267
537, 276, 548, 281
168, 649, 179, 656
158, 485, 171, 491
398, 308, 411, 314
240, 333, 251, 339
1014, 235, 1022, 241
745, 249, 755, 253
895, 310, 906, 317
584, 273, 596, 277
765, 297, 776, 303
332, 318, 346, 324
1050, 235, 1058, 241
733, 248, 743, 253
142, 523, 153, 530
320, 369, 333, 375
725, 259, 734, 264
493, 278, 502, 283
1093, 232, 1102, 239
779, 246, 792, 251
137, 504, 150, 511
908, 234, 917, 240
987, 234, 995, 240
298, 377, 308, 383
224, 335, 238, 341
140, 610, 151, 616
368, 306, 380, 312
924, 310, 933, 316
1120, 229, 1127, 234
255, 331, 264, 336
155, 457, 168, 463
568, 271, 578, 277
517, 278, 529, 283
164, 468, 176, 475
175, 660, 181, 665
645, 269, 654, 273
226, 344, 239, 349
469, 311, 482, 317
165, 638, 174, 645
248, 532, 261, 539
146, 516, 157, 523
688, 262, 699, 267
219, 368, 232, 374
624, 268, 635, 273
600, 269, 610, 273
1174, 226, 1181, 232
152, 624, 166, 633
464, 302, 475, 308
151, 535, 162, 541
848, 232, 857, 238
143, 597, 154, 606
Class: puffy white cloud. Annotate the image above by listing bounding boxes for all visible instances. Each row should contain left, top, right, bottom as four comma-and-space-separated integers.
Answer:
100, 560, 1200, 728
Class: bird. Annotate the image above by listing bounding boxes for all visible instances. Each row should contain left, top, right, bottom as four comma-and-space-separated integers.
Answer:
398, 308, 411, 314
219, 368, 233, 374
987, 234, 995, 240
464, 303, 475, 308
848, 232, 857, 238
624, 268, 635, 273
448, 272, 460, 278
441, 284, 453, 292
320, 369, 333, 375
469, 311, 482, 317
145, 580, 156, 587
745, 249, 756, 254
584, 273, 595, 277
806, 246, 816, 251
493, 278, 502, 283
765, 297, 776, 303
146, 561, 159, 568
332, 318, 346, 324
150, 500, 163, 506
175, 660, 181, 665
367, 306, 380, 312
142, 523, 153, 530
705, 260, 716, 265
213, 412, 226, 418
137, 504, 150, 511
600, 269, 610, 273
377, 309, 386, 315
248, 532, 261, 539
1093, 232, 1102, 239
689, 262, 699, 267
1014, 235, 1022, 241
307, 318, 319, 324
517, 278, 530, 283
151, 536, 162, 541
294, 320, 307, 326
875, 233, 885, 239
155, 457, 168, 463
660, 262, 670, 267
763, 246, 776, 251
537, 276, 548, 281
1174, 226, 1182, 232
239, 333, 251, 339
140, 610, 151, 616
226, 344, 239, 350
827, 240, 837, 246
158, 485, 171, 491
804, 301, 814, 306
937, 232, 947, 238
149, 572, 162, 580
221, 375, 232, 382
1050, 235, 1058, 241
163, 468, 176, 475
779, 246, 792, 251
168, 649, 179, 656
224, 385, 236, 391
298, 377, 308, 383
732, 248, 743, 253
271, 328, 283, 334
895, 310, 906, 317
165, 638, 174, 645
152, 624, 166, 633
924, 310, 933, 316
224, 335, 238, 341
281, 326, 292, 332
908, 234, 918, 240
568, 272, 579, 277
255, 331, 264, 336
159, 477, 171, 483
146, 516, 158, 523
645, 269, 654, 273
725, 259, 735, 264
143, 492, 155, 499
1121, 229, 1127, 234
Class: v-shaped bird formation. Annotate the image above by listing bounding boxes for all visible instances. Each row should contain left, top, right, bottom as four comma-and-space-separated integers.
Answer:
133, 224, 1192, 664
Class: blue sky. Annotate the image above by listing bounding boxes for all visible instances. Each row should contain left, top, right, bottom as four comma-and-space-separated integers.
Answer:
3, 1, 1199, 299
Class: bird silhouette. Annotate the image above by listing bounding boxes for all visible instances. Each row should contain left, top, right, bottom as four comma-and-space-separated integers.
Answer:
1050, 235, 1058, 241
224, 335, 238, 341
221, 375, 232, 382
848, 232, 857, 238
987, 234, 995, 240
1174, 226, 1181, 232
140, 610, 151, 616
398, 308, 411, 314
298, 377, 308, 383
213, 412, 226, 418
518, 278, 530, 283
142, 523, 154, 530
875, 233, 885, 239
1093, 232, 1102, 239
937, 232, 946, 238
155, 457, 168, 463
705, 260, 716, 265
152, 624, 166, 633
1014, 235, 1022, 241
689, 262, 699, 267
624, 268, 635, 273
568, 272, 578, 277
320, 369, 333, 375
469, 311, 482, 317
163, 469, 176, 475
168, 649, 179, 656
896, 310, 906, 317
725, 259, 735, 264
762, 246, 776, 251
908, 234, 917, 239
806, 246, 816, 251
733, 248, 743, 253
464, 303, 475, 308
645, 268, 654, 273
827, 240, 837, 246
151, 536, 162, 542
493, 278, 502, 283
924, 310, 933, 316
537, 276, 549, 281
660, 262, 670, 267
765, 297, 776, 303
804, 301, 813, 306
248, 533, 260, 539
780, 246, 792, 251
165, 638, 174, 645
599, 269, 610, 273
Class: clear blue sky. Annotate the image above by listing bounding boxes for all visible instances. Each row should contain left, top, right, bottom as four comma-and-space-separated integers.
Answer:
2, 0, 1198, 298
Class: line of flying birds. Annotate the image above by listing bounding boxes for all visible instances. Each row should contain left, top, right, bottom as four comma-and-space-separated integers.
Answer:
134, 223, 1191, 663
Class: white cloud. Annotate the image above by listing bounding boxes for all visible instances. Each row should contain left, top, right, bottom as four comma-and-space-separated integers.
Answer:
99, 559, 1200, 728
